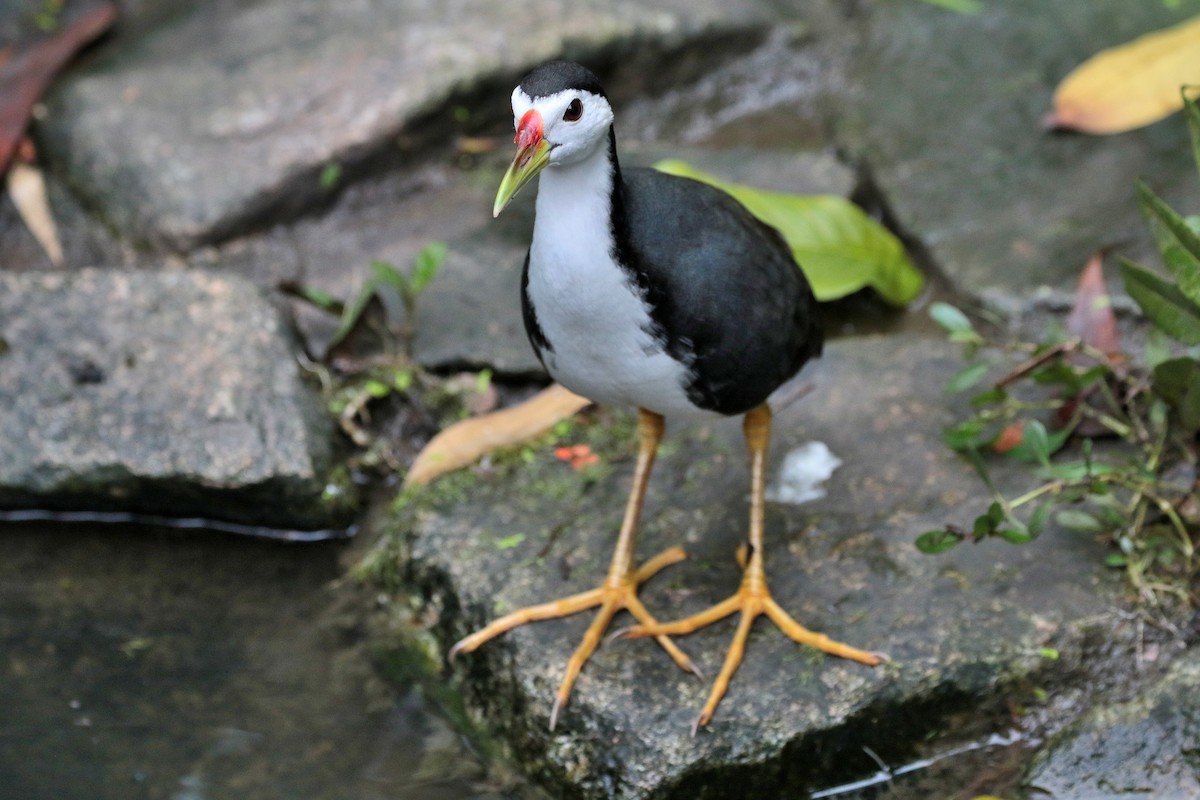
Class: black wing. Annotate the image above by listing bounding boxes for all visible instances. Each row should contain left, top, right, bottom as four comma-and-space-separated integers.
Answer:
611, 167, 822, 415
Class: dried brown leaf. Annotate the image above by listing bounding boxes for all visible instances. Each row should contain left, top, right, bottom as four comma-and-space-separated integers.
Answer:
0, 0, 117, 173
6, 151, 63, 265
1066, 251, 1120, 357
404, 383, 591, 487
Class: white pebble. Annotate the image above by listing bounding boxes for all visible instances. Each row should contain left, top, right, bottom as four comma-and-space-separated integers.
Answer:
765, 441, 842, 505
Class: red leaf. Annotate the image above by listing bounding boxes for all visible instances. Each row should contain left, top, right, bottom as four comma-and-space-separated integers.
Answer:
1066, 250, 1120, 357
993, 421, 1025, 454
0, 0, 117, 174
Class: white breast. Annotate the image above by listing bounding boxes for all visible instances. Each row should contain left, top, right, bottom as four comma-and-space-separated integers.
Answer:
526, 154, 712, 419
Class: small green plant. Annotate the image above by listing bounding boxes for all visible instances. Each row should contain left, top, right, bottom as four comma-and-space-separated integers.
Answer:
319, 162, 342, 191
288, 242, 449, 465
292, 241, 447, 361
916, 0, 983, 13
373, 241, 448, 358
922, 298, 1195, 605
31, 0, 65, 32
918, 96, 1200, 608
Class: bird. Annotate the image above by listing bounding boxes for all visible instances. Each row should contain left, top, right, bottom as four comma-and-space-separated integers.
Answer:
449, 60, 882, 732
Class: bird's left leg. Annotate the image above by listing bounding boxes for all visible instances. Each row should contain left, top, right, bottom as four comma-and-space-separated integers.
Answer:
620, 403, 882, 732
450, 408, 699, 730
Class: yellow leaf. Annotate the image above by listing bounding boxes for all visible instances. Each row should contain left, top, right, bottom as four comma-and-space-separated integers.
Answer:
1048, 14, 1200, 134
403, 383, 591, 487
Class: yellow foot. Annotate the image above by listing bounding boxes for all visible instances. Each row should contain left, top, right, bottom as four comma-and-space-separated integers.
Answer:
620, 571, 883, 734
449, 545, 701, 730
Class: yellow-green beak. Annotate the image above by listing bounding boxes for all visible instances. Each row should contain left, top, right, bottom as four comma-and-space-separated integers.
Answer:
493, 110, 551, 217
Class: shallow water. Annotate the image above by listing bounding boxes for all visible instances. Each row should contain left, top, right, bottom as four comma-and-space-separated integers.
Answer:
0, 522, 501, 800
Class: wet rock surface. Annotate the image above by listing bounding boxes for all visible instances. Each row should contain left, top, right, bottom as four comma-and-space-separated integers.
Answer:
0, 268, 350, 529
394, 335, 1118, 799
1025, 647, 1200, 799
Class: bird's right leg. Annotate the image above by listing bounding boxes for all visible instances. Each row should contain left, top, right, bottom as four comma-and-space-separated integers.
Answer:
449, 408, 699, 730
619, 404, 882, 732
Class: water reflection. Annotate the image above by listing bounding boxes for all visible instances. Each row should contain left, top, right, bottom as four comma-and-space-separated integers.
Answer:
0, 523, 498, 800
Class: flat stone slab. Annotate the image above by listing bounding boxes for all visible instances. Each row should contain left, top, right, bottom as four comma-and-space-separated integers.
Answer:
837, 0, 1200, 295
1025, 648, 1200, 799
0, 268, 351, 529
382, 334, 1122, 799
38, 0, 774, 250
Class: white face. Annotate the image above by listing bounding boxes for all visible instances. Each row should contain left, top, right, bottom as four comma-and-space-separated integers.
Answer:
511, 86, 614, 167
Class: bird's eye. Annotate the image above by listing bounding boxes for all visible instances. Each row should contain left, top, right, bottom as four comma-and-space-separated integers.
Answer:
563, 99, 583, 122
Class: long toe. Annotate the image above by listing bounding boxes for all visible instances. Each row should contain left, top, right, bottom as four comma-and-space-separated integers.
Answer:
449, 546, 694, 730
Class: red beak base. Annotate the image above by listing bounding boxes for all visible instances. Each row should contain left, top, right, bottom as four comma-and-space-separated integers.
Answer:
516, 110, 543, 151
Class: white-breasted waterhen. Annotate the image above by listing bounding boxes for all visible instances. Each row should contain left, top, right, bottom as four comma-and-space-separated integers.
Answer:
450, 60, 882, 733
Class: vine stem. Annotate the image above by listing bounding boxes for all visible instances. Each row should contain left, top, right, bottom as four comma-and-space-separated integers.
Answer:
1007, 479, 1066, 510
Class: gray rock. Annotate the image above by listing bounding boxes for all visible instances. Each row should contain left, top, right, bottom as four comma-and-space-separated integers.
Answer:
1025, 648, 1200, 799
0, 268, 352, 529
37, 0, 775, 250
836, 0, 1200, 295
383, 334, 1120, 799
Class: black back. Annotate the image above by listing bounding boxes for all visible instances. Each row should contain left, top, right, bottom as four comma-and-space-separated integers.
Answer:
611, 168, 823, 416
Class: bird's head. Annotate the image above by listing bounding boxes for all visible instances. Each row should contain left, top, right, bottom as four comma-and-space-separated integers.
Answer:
493, 61, 614, 217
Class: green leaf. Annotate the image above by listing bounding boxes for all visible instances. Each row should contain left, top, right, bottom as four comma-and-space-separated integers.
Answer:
973, 502, 1005, 538
946, 362, 990, 393
653, 160, 924, 305
392, 369, 414, 392
970, 386, 1007, 407
1055, 509, 1105, 532
292, 284, 339, 311
1027, 502, 1053, 537
1093, 501, 1127, 528
1020, 419, 1051, 466
943, 419, 988, 450
410, 241, 447, 294
1121, 258, 1200, 344
929, 301, 974, 334
364, 379, 391, 398
1030, 361, 1109, 394
319, 162, 342, 190
918, 0, 983, 12
329, 281, 380, 351
1151, 356, 1200, 433
1004, 421, 1071, 464
1136, 180, 1200, 301
1104, 553, 1127, 568
915, 528, 963, 554
370, 260, 408, 291
998, 528, 1034, 545
494, 533, 525, 550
